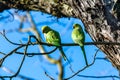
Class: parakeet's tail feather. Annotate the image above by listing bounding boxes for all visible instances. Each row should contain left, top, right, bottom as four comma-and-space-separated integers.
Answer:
80, 46, 88, 66
58, 47, 67, 61
58, 47, 70, 62
59, 47, 71, 65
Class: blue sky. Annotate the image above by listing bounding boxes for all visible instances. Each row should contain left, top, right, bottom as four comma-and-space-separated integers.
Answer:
0, 10, 119, 80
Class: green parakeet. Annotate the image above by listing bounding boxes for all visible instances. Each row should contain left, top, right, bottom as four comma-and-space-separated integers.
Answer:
41, 26, 68, 61
71, 24, 88, 66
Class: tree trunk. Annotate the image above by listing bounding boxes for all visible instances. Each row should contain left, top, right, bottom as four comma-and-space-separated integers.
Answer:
1, 0, 120, 71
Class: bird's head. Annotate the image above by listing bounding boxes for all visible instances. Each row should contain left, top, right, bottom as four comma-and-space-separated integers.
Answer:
41, 26, 51, 33
73, 23, 82, 30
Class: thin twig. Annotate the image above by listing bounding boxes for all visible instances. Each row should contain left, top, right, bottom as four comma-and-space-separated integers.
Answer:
64, 49, 99, 80
15, 47, 57, 56
0, 47, 25, 78
45, 72, 55, 80
95, 57, 110, 62
76, 75, 120, 79
0, 36, 29, 79
1, 66, 35, 80
10, 38, 28, 78
0, 45, 25, 67
0, 30, 22, 45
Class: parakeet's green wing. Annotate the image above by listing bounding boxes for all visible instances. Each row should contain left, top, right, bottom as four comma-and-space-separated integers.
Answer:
46, 30, 68, 61
72, 28, 85, 46
46, 30, 60, 46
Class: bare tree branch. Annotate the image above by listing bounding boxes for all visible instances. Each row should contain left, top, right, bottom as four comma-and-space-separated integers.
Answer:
45, 72, 54, 80
26, 12, 64, 80
65, 49, 99, 80
0, 36, 29, 79
75, 75, 120, 79
15, 47, 57, 56
1, 66, 35, 80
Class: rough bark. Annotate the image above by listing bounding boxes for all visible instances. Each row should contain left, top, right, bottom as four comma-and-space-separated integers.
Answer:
0, 0, 120, 71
